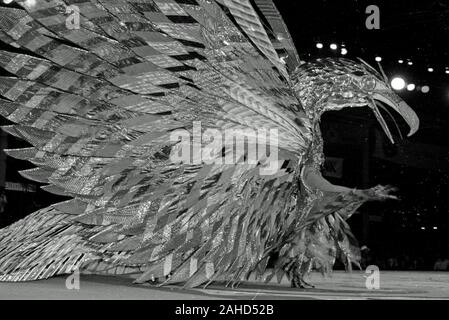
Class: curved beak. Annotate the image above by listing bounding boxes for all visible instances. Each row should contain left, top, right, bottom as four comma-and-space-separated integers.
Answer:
372, 88, 420, 143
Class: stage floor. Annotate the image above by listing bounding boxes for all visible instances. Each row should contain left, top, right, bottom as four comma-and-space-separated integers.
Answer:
0, 271, 448, 300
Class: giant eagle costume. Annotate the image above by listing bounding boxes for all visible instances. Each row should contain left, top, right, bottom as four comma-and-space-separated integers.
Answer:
0, 0, 418, 288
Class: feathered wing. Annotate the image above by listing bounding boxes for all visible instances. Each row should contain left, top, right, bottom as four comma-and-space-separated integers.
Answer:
0, 0, 316, 284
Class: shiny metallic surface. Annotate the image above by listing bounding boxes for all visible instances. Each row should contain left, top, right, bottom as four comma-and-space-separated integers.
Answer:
0, 0, 418, 288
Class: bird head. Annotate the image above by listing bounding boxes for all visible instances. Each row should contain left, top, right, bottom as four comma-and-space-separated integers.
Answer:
293, 58, 419, 143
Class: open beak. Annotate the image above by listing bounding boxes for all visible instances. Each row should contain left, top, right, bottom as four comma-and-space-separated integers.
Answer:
371, 87, 420, 144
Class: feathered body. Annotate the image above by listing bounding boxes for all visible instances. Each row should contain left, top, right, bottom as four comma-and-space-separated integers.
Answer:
0, 0, 418, 288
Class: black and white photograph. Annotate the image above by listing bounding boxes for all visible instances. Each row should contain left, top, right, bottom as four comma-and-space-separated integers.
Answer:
0, 0, 448, 306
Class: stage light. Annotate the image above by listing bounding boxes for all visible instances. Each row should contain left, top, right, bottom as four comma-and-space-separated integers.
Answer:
421, 86, 430, 93
428, 68, 434, 72
316, 43, 324, 49
330, 43, 338, 50
421, 227, 426, 230
407, 84, 416, 91
433, 227, 438, 230
375, 56, 382, 62
408, 61, 413, 66
446, 69, 449, 74
398, 60, 404, 64
2, 0, 13, 3
341, 48, 348, 55
391, 77, 406, 91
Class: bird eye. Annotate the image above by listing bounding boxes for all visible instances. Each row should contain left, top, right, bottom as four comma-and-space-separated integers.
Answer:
361, 76, 377, 91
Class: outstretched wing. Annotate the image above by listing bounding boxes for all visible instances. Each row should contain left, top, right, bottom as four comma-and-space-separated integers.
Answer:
0, 0, 310, 285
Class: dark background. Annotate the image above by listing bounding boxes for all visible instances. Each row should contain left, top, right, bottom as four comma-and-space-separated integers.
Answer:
274, 0, 449, 270
0, 0, 448, 270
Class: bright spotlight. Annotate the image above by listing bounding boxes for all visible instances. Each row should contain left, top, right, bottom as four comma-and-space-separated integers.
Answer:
341, 48, 348, 55
391, 77, 406, 91
330, 43, 338, 50
2, 0, 13, 3
428, 68, 434, 72
421, 86, 430, 93
407, 84, 416, 91
316, 43, 324, 49
433, 227, 438, 230
375, 56, 382, 62
408, 61, 413, 66
398, 60, 404, 64
445, 69, 449, 74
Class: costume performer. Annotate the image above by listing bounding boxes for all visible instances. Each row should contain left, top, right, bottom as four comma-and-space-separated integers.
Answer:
0, 0, 418, 288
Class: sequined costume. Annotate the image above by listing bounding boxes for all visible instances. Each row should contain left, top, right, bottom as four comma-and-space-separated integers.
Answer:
0, 0, 418, 288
